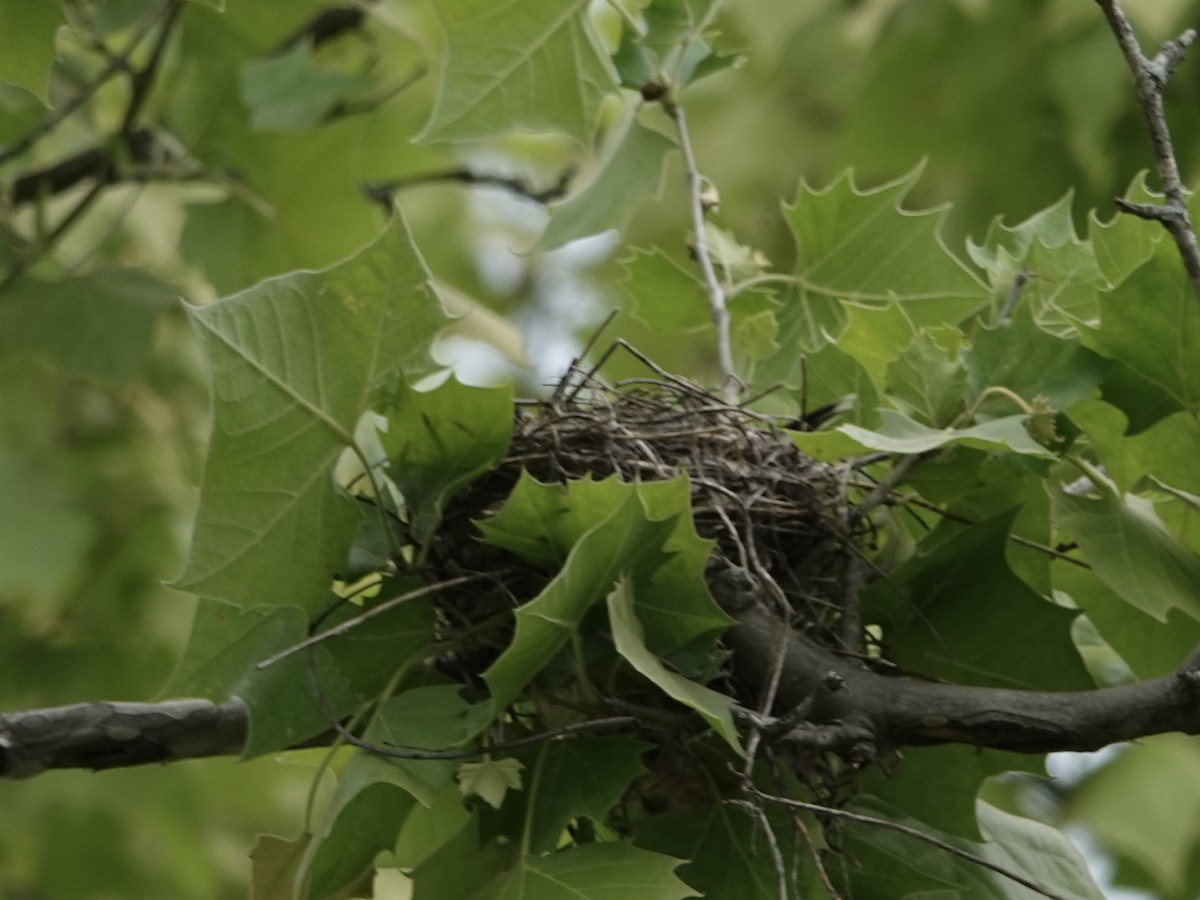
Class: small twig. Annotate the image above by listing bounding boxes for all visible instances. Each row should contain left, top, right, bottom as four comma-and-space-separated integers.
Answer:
255, 575, 482, 669
839, 552, 869, 654
362, 166, 572, 215
1093, 1, 1200, 305
750, 788, 1070, 900
844, 453, 923, 528
663, 99, 739, 402
728, 799, 790, 900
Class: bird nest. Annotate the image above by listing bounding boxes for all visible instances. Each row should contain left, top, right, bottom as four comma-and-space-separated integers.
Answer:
427, 361, 858, 673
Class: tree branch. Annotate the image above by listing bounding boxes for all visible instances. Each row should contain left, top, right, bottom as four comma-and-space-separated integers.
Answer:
1094, 0, 1200, 304
728, 602, 1200, 758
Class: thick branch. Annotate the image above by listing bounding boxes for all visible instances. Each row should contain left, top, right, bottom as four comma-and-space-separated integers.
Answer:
729, 603, 1200, 758
0, 699, 250, 778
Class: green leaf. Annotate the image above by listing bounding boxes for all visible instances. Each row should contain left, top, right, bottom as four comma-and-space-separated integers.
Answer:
885, 328, 967, 427
533, 99, 675, 252
865, 514, 1091, 691
373, 687, 492, 757
240, 44, 372, 131
620, 246, 711, 333
1087, 249, 1200, 412
1052, 560, 1200, 679
1064, 735, 1200, 897
167, 589, 432, 757
380, 377, 513, 545
843, 796, 1105, 900
521, 737, 649, 854
635, 0, 722, 90
783, 166, 989, 328
633, 802, 800, 900
174, 221, 447, 611
838, 409, 1056, 457
1052, 491, 1200, 623
606, 576, 742, 752
0, 0, 61, 103
836, 300, 916, 387
482, 489, 677, 708
250, 834, 367, 900
420, 0, 615, 144
300, 751, 419, 900
1089, 173, 1167, 288
0, 269, 174, 385
862, 744, 1042, 841
457, 757, 524, 810
493, 842, 692, 900
1068, 400, 1200, 496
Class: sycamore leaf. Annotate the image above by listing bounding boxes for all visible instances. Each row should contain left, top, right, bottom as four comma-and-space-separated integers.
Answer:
174, 221, 447, 611
864, 514, 1091, 691
533, 98, 675, 252
457, 757, 524, 810
843, 797, 1105, 900
299, 752, 419, 900
614, 0, 723, 91
1089, 173, 1167, 288
166, 589, 432, 757
607, 576, 742, 752
0, 0, 60, 103
482, 490, 677, 708
240, 44, 371, 131
0, 268, 173, 385
380, 377, 513, 545
838, 409, 1056, 457
633, 802, 800, 899
620, 246, 712, 332
493, 842, 692, 900
783, 166, 989, 330
480, 474, 731, 654
420, 0, 616, 144
1052, 491, 1200, 623
1087, 249, 1200, 412
250, 834, 367, 900
520, 737, 649, 854
885, 329, 967, 427
966, 306, 1108, 416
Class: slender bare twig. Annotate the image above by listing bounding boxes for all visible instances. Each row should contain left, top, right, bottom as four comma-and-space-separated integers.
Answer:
254, 575, 483, 669
361, 166, 572, 215
663, 99, 739, 402
844, 453, 923, 528
1093, 1, 1200, 304
749, 788, 1070, 900
728, 799, 790, 900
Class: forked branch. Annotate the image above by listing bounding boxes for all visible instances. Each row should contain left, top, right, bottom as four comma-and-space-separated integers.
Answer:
1095, 0, 1200, 304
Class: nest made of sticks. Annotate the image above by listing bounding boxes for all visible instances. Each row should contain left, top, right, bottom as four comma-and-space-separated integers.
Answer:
427, 359, 858, 669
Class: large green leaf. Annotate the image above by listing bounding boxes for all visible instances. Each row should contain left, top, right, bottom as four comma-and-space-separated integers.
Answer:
533, 99, 675, 252
1064, 735, 1200, 898
380, 377, 513, 545
482, 490, 677, 708
1086, 249, 1200, 412
240, 44, 372, 132
865, 514, 1091, 691
492, 842, 692, 900
420, 0, 615, 144
885, 328, 968, 427
174, 221, 447, 611
480, 474, 730, 654
0, 269, 174, 385
783, 166, 989, 329
838, 409, 1055, 457
298, 751, 420, 900
633, 802, 800, 900
520, 737, 649, 854
1052, 491, 1200, 623
166, 589, 433, 757
843, 797, 1104, 900
606, 576, 741, 752
0, 0, 61, 103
